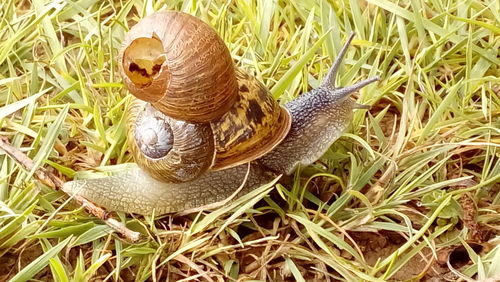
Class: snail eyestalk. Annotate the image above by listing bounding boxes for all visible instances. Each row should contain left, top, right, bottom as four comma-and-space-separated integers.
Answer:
321, 32, 356, 90
331, 76, 381, 100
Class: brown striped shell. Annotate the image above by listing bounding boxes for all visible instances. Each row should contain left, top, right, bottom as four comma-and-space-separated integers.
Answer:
119, 11, 238, 123
211, 69, 291, 170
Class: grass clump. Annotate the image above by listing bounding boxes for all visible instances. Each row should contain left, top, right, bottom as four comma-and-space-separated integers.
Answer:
0, 0, 499, 281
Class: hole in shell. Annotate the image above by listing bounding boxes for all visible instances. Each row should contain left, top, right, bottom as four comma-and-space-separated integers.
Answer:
123, 36, 166, 87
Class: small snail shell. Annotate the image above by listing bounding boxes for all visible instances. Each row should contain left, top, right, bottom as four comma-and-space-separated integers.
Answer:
119, 11, 238, 122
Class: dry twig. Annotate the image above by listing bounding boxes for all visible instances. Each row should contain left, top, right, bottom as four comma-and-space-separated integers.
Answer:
0, 137, 141, 242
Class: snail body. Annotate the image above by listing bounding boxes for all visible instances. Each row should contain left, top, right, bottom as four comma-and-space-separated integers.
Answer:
70, 164, 273, 215
63, 11, 379, 215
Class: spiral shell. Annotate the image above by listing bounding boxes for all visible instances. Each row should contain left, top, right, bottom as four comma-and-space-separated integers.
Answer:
128, 99, 215, 183
119, 11, 239, 122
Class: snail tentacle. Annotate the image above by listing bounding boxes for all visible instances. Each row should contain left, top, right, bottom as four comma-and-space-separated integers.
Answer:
332, 76, 381, 100
320, 32, 356, 90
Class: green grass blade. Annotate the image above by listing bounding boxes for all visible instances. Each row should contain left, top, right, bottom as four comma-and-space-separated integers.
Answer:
9, 237, 72, 282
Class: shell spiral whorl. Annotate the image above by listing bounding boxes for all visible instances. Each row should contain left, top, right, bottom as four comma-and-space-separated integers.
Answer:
133, 104, 174, 159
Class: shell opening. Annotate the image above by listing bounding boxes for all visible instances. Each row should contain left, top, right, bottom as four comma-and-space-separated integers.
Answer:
123, 36, 166, 87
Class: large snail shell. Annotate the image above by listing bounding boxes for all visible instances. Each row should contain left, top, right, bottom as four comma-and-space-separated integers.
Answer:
119, 11, 239, 122
128, 99, 215, 183
128, 70, 291, 178
122, 11, 291, 181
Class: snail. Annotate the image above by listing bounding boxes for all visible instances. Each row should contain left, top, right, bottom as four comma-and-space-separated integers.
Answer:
63, 11, 379, 215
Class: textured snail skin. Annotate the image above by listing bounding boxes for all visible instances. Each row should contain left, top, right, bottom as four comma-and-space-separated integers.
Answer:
64, 164, 273, 215
62, 33, 379, 215
258, 90, 355, 174
259, 76, 379, 174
